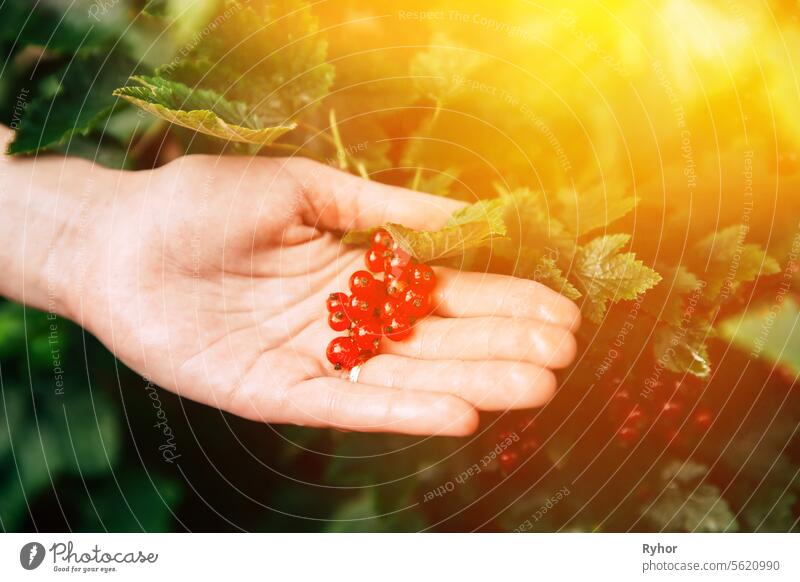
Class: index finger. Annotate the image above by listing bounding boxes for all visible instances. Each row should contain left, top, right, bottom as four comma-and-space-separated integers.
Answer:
432, 267, 582, 331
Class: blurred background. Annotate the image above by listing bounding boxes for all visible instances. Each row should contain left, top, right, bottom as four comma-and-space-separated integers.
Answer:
1, 0, 799, 532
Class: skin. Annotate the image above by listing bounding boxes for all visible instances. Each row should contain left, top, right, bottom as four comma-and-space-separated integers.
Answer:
0, 126, 580, 436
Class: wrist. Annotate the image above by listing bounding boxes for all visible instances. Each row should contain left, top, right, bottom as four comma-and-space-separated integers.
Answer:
0, 132, 117, 323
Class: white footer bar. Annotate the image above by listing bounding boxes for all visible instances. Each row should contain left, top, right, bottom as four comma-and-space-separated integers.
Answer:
1, 533, 797, 581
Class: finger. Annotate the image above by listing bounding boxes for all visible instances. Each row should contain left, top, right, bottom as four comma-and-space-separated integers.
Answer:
432, 268, 582, 331
263, 377, 479, 436
358, 355, 557, 411
286, 158, 464, 231
382, 316, 578, 369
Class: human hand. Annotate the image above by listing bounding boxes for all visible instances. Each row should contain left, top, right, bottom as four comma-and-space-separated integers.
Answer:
54, 155, 580, 435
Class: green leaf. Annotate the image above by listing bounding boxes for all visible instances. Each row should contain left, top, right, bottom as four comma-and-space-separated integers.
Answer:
113, 76, 296, 146
513, 250, 582, 301
0, 1, 117, 53
573, 234, 662, 323
691, 225, 781, 301
8, 50, 137, 155
652, 322, 713, 378
641, 265, 702, 326
718, 297, 800, 375
494, 185, 573, 254
644, 461, 739, 532
342, 197, 508, 263
383, 218, 507, 263
554, 183, 638, 236
161, 0, 333, 122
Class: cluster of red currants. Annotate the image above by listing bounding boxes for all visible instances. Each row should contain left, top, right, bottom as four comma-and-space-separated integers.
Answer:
496, 418, 541, 474
606, 374, 712, 447
325, 228, 437, 371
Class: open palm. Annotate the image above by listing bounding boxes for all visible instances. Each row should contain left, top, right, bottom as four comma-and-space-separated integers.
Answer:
76, 155, 580, 436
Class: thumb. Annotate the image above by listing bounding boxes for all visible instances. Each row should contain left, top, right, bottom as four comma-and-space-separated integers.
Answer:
284, 157, 465, 232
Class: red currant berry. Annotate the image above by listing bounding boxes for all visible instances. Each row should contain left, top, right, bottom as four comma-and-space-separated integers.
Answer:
384, 314, 412, 341
498, 450, 520, 473
364, 246, 386, 274
348, 294, 376, 322
328, 310, 350, 332
384, 247, 414, 280
624, 407, 645, 426
371, 228, 393, 249
349, 270, 380, 298
616, 424, 640, 445
326, 292, 347, 313
402, 288, 431, 318
410, 263, 436, 291
660, 400, 683, 421
380, 298, 401, 321
520, 437, 540, 455
326, 337, 359, 370
385, 277, 409, 299
351, 320, 382, 352
693, 409, 713, 431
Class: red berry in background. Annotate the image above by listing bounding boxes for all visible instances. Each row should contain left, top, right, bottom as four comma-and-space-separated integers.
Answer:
624, 407, 645, 426
616, 424, 640, 445
660, 399, 683, 421
351, 320, 382, 352
384, 314, 412, 341
608, 389, 634, 422
385, 277, 409, 299
326, 292, 348, 313
498, 450, 520, 473
328, 310, 350, 332
364, 246, 385, 273
326, 337, 360, 369
693, 408, 714, 430
349, 270, 381, 298
371, 228, 393, 249
410, 263, 436, 291
402, 288, 431, 318
380, 298, 401, 321
348, 294, 377, 321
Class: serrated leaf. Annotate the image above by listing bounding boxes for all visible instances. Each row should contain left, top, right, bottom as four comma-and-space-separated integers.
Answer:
495, 185, 574, 253
652, 322, 713, 378
691, 225, 781, 301
513, 250, 582, 301
342, 197, 508, 262
384, 217, 507, 263
644, 461, 739, 532
573, 234, 662, 323
113, 76, 296, 146
8, 50, 137, 155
